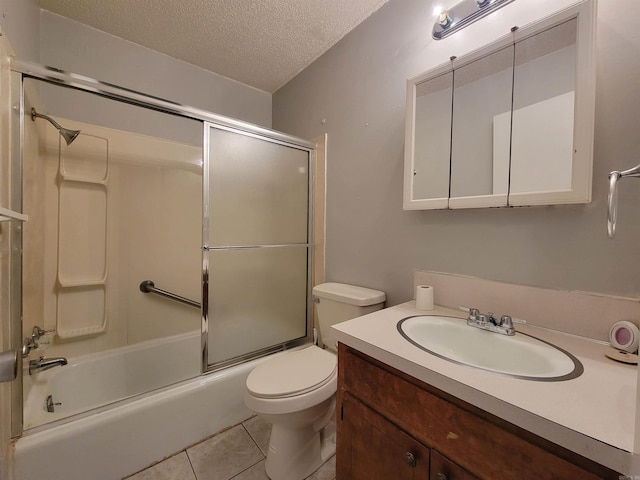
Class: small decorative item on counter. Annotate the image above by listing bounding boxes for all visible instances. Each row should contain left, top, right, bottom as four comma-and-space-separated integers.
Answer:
605, 320, 639, 364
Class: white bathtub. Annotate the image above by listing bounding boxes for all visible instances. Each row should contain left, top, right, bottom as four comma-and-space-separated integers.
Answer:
22, 330, 203, 428
14, 331, 279, 480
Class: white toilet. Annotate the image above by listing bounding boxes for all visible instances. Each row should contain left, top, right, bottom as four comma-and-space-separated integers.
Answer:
244, 282, 386, 480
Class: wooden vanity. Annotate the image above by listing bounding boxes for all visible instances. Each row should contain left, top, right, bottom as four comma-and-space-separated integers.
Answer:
336, 343, 622, 480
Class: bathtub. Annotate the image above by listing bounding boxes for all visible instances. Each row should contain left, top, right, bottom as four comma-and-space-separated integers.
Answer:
14, 331, 280, 480
22, 330, 203, 428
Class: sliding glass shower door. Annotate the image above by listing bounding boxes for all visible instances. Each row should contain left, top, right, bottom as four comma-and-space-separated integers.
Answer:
203, 123, 313, 370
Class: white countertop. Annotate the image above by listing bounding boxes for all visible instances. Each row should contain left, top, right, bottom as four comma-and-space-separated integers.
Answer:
332, 302, 639, 475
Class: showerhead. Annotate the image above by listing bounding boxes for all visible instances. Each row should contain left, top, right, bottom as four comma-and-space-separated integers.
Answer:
31, 108, 81, 146
58, 127, 81, 146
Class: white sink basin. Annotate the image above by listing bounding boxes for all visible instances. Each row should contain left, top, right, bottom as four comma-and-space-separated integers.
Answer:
397, 315, 583, 381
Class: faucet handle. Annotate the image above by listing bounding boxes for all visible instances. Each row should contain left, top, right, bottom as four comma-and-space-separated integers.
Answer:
31, 326, 54, 340
22, 327, 55, 358
500, 315, 513, 328
459, 306, 480, 319
499, 315, 516, 335
21, 338, 36, 358
31, 326, 45, 340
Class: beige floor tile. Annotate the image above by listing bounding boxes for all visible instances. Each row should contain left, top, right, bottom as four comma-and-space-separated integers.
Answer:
187, 425, 264, 480
242, 416, 271, 457
124, 452, 196, 480
305, 455, 336, 480
229, 459, 269, 480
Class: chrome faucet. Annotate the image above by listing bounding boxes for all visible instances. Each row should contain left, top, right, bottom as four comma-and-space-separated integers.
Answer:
29, 356, 67, 375
22, 326, 54, 358
462, 307, 516, 336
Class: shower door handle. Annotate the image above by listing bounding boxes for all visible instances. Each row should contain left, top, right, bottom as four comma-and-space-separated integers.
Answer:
0, 350, 18, 383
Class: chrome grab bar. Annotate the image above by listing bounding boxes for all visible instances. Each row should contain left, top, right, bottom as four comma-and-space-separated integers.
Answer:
608, 164, 640, 238
139, 280, 201, 309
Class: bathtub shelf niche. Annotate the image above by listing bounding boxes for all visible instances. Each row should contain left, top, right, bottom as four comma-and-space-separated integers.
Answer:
56, 285, 107, 338
54, 131, 109, 339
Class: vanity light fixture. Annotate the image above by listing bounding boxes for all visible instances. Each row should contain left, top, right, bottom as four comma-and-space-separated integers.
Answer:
437, 10, 453, 28
432, 0, 515, 40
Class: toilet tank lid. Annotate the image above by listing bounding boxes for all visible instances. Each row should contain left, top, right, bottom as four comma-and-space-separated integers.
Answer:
312, 282, 386, 306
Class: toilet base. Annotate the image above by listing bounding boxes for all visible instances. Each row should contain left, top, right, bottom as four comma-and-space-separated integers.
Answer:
265, 420, 336, 480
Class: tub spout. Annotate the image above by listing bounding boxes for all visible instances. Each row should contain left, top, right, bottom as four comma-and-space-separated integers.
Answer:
29, 356, 68, 375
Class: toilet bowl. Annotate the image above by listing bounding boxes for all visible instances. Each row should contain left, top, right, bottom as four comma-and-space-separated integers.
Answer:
244, 282, 386, 480
245, 346, 337, 480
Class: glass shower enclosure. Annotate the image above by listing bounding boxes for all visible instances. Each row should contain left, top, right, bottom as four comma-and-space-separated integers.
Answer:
204, 125, 313, 371
10, 60, 315, 436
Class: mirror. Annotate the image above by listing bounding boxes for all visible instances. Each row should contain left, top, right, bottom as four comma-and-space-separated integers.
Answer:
450, 45, 514, 208
411, 70, 452, 208
509, 17, 584, 206
403, 1, 595, 210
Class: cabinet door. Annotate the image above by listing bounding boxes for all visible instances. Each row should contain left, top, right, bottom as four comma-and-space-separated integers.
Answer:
449, 45, 514, 209
430, 451, 479, 480
338, 392, 429, 480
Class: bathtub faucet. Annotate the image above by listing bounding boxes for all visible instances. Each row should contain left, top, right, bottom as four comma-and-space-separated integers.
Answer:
29, 356, 68, 375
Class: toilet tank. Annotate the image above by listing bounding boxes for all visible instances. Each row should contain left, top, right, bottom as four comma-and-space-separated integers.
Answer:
312, 282, 386, 352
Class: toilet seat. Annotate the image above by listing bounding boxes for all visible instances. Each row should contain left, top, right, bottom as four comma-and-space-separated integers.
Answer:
247, 346, 337, 399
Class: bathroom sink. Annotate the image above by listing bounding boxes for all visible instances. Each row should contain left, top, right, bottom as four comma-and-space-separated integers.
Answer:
397, 315, 583, 381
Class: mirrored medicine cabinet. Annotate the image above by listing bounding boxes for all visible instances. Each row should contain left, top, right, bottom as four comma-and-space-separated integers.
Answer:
403, 1, 595, 210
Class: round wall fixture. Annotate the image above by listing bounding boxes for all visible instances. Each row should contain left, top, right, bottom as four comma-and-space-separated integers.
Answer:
609, 321, 639, 353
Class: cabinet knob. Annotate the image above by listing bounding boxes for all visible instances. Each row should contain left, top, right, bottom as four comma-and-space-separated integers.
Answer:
404, 451, 417, 468
436, 473, 448, 480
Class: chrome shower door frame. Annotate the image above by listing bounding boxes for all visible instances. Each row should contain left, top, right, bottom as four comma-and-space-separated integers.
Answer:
8, 70, 25, 439
202, 121, 315, 373
10, 59, 316, 435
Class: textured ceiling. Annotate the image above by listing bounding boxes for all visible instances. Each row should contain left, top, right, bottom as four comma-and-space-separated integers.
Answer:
36, 0, 390, 93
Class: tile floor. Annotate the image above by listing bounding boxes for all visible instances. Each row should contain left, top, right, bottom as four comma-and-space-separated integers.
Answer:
124, 416, 336, 480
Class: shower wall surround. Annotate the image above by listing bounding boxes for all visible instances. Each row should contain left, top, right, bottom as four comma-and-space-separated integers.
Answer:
22, 111, 202, 359
273, 0, 640, 310
55, 132, 109, 339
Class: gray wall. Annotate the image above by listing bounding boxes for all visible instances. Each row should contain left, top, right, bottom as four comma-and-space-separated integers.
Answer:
1, 6, 272, 145
273, 0, 640, 306
38, 12, 271, 134
0, 0, 40, 61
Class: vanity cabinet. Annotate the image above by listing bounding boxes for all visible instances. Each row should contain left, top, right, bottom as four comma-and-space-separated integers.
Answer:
430, 451, 478, 480
340, 393, 431, 479
336, 344, 621, 480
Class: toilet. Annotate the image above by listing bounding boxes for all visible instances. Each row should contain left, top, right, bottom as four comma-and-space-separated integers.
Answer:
244, 282, 386, 480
